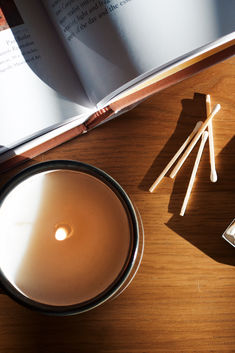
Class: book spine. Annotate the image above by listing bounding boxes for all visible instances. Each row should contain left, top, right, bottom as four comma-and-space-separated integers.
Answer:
110, 43, 235, 114
0, 106, 115, 173
84, 106, 114, 130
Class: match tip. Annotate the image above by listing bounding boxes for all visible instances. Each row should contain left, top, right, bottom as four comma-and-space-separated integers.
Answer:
206, 94, 211, 103
210, 170, 217, 183
193, 121, 203, 132
202, 130, 209, 142
214, 103, 221, 113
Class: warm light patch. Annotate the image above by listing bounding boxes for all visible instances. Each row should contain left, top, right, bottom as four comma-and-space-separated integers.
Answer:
54, 224, 72, 241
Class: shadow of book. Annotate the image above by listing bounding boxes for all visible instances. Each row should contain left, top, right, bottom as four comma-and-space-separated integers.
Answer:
0, 147, 32, 175
0, 280, 4, 294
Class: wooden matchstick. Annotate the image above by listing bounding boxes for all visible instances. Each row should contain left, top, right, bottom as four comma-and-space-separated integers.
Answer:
149, 121, 202, 192
170, 104, 220, 179
180, 131, 208, 216
206, 95, 217, 182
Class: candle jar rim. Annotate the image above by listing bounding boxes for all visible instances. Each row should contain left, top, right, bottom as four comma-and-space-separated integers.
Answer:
0, 160, 141, 316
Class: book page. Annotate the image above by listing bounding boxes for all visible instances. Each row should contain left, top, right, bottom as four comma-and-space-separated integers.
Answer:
0, 0, 93, 153
43, 0, 235, 105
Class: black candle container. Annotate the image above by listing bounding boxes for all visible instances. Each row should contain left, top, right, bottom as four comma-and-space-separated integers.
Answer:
0, 160, 144, 315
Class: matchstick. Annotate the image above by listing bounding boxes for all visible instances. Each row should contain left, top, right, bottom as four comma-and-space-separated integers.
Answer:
180, 131, 208, 216
206, 95, 217, 182
149, 121, 202, 192
170, 104, 220, 179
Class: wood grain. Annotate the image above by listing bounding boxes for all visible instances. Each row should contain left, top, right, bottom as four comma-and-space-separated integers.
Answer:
0, 57, 234, 353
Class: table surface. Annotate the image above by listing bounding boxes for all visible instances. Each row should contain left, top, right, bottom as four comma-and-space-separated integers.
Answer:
0, 56, 235, 353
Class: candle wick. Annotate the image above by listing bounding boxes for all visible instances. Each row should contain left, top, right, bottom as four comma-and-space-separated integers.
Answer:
54, 224, 72, 241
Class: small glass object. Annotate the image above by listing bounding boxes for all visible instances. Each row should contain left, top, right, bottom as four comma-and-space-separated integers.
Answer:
222, 219, 235, 247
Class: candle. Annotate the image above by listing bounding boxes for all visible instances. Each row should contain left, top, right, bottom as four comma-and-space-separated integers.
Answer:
0, 161, 142, 315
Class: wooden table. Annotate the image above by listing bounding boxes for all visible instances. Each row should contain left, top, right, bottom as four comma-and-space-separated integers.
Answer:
0, 57, 235, 353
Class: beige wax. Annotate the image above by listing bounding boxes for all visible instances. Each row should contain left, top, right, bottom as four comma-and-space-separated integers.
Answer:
0, 170, 132, 306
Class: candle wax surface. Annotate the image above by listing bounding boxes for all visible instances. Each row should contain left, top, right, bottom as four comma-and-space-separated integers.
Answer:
0, 170, 133, 306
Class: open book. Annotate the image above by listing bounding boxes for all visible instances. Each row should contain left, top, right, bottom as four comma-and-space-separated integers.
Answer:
0, 0, 234, 170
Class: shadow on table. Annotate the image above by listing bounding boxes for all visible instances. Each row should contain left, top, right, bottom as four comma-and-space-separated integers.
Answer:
140, 92, 207, 191
141, 92, 235, 265
0, 153, 31, 175
166, 135, 235, 266
0, 296, 121, 353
